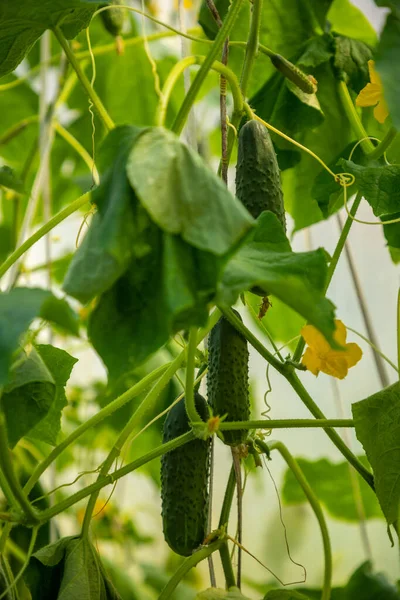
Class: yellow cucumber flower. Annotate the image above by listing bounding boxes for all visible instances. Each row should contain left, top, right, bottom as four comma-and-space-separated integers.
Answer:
356, 60, 389, 124
301, 320, 362, 379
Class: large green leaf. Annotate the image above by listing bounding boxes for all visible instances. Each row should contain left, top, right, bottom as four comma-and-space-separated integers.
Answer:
375, 11, 400, 130
332, 35, 373, 93
327, 0, 377, 46
343, 561, 400, 599
25, 536, 121, 600
339, 159, 400, 217
218, 212, 336, 345
63, 125, 144, 304
352, 382, 400, 524
2, 347, 56, 447
88, 226, 219, 377
127, 127, 254, 256
0, 0, 103, 78
28, 345, 77, 446
282, 457, 383, 521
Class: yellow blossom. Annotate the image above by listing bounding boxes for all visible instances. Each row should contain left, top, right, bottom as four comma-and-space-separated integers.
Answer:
173, 0, 193, 8
356, 60, 389, 124
301, 320, 362, 379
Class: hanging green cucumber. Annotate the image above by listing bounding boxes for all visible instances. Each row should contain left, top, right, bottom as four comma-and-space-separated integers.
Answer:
161, 393, 210, 557
207, 310, 250, 446
235, 119, 286, 231
100, 1, 125, 38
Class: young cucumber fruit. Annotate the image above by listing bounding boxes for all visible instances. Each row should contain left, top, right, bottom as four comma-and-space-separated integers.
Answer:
235, 119, 286, 231
207, 310, 250, 446
161, 393, 210, 556
100, 1, 125, 37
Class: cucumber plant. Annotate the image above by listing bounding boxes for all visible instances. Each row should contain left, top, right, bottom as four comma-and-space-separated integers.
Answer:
0, 1, 399, 599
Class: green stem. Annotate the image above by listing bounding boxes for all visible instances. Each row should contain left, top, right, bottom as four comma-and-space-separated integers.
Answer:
185, 328, 202, 424
0, 192, 90, 281
219, 307, 374, 488
39, 432, 194, 523
292, 192, 363, 363
0, 116, 39, 146
0, 526, 38, 600
53, 121, 99, 184
338, 81, 374, 154
52, 26, 115, 131
156, 55, 243, 127
158, 538, 225, 600
220, 541, 236, 589
219, 466, 236, 528
368, 126, 397, 161
0, 469, 17, 512
0, 413, 38, 524
172, 0, 244, 135
286, 372, 374, 489
240, 0, 263, 96
24, 363, 170, 495
216, 418, 354, 430
258, 440, 332, 600
397, 288, 400, 377
81, 310, 221, 536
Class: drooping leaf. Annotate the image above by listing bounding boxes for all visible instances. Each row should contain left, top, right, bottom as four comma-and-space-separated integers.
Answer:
88, 224, 219, 377
343, 561, 400, 599
0, 165, 25, 193
127, 127, 254, 256
352, 381, 400, 524
0, 287, 50, 384
2, 347, 56, 447
282, 457, 383, 521
63, 125, 145, 304
25, 536, 122, 600
332, 35, 373, 93
0, 0, 104, 78
218, 212, 336, 345
28, 345, 78, 446
375, 11, 400, 129
339, 159, 400, 217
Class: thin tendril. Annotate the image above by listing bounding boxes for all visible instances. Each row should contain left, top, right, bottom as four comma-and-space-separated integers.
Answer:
345, 324, 399, 373
140, 0, 164, 102
85, 28, 98, 189
263, 454, 307, 582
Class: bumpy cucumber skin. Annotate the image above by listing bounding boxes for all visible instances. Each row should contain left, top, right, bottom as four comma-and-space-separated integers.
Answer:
100, 1, 125, 37
161, 393, 210, 557
235, 120, 286, 231
207, 310, 250, 446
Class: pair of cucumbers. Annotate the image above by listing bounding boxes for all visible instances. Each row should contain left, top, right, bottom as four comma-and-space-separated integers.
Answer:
161, 121, 285, 556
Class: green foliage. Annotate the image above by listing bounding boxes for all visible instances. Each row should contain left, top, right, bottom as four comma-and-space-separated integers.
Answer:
333, 35, 373, 93
376, 9, 400, 129
218, 212, 336, 345
263, 592, 310, 600
352, 382, 400, 524
197, 588, 253, 599
282, 456, 383, 521
0, 0, 103, 78
25, 535, 122, 599
0, 166, 25, 193
127, 127, 254, 255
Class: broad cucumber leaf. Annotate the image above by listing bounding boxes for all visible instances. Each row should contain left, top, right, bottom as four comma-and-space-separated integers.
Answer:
282, 457, 383, 521
28, 345, 77, 446
0, 1, 104, 78
332, 35, 373, 93
40, 295, 80, 337
339, 159, 400, 217
218, 212, 336, 345
327, 0, 377, 46
25, 536, 122, 600
63, 125, 145, 304
2, 347, 56, 447
127, 127, 254, 256
376, 11, 400, 130
0, 288, 75, 385
352, 382, 400, 525
343, 561, 400, 599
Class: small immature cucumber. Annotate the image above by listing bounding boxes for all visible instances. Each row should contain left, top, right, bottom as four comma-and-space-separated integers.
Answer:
235, 119, 286, 231
161, 393, 210, 556
207, 310, 250, 446
100, 1, 125, 37
270, 54, 317, 94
